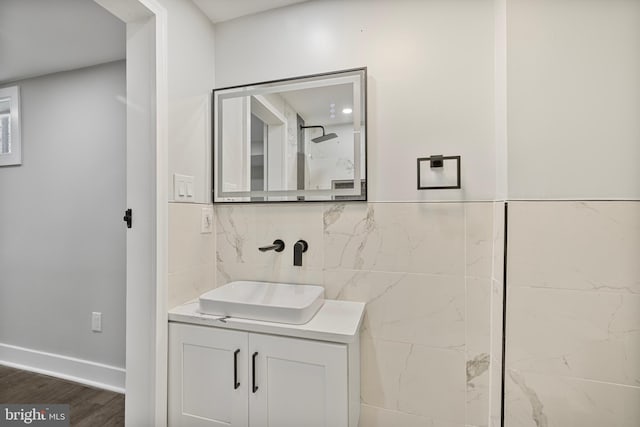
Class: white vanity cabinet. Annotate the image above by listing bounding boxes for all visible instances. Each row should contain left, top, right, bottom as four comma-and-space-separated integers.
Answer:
168, 324, 248, 427
248, 333, 348, 427
168, 300, 364, 427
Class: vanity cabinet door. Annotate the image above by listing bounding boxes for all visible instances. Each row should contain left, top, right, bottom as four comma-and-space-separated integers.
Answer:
248, 334, 348, 427
169, 323, 249, 427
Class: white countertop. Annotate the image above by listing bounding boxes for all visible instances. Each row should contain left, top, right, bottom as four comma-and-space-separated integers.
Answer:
169, 299, 365, 344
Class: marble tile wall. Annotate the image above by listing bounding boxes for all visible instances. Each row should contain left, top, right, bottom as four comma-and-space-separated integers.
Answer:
213, 201, 503, 427
489, 203, 505, 427
168, 202, 216, 309
505, 201, 640, 427
167, 197, 640, 426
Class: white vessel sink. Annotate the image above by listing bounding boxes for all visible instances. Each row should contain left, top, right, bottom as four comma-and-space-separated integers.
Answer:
198, 281, 325, 325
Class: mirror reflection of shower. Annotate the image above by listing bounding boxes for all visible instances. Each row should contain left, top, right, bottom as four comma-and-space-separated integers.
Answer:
250, 114, 267, 201
214, 68, 367, 202
300, 125, 338, 143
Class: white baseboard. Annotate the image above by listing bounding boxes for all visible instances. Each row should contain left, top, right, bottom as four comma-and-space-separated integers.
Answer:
0, 342, 125, 394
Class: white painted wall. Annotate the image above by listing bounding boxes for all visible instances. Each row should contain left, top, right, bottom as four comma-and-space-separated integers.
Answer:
214, 0, 497, 202
159, 0, 216, 203
0, 61, 126, 369
494, 0, 508, 201
507, 0, 640, 200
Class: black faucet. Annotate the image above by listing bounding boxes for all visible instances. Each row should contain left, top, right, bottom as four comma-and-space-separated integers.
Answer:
258, 239, 285, 252
293, 240, 308, 266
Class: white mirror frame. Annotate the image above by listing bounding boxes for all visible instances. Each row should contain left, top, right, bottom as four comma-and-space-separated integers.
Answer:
0, 85, 22, 166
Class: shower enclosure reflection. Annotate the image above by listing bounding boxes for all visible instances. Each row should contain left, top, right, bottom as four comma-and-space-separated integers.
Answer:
213, 68, 367, 203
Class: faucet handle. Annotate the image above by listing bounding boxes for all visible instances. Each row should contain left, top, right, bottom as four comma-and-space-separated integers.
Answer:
294, 240, 308, 253
293, 240, 308, 266
258, 239, 285, 252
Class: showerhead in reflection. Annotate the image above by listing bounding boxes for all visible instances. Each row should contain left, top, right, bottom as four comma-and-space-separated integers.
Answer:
311, 132, 338, 143
300, 125, 338, 143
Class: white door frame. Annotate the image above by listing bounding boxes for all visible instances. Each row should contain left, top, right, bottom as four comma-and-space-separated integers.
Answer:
94, 1, 168, 425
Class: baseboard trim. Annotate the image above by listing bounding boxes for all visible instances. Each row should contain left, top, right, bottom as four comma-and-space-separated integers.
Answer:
0, 342, 125, 394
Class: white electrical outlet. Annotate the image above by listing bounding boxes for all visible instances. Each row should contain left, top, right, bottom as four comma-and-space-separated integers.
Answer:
201, 207, 214, 234
92, 312, 102, 332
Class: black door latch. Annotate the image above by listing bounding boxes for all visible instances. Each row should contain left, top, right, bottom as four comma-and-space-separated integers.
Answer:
123, 209, 132, 228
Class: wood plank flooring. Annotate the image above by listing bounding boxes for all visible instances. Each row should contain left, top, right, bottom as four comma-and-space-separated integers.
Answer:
0, 365, 124, 426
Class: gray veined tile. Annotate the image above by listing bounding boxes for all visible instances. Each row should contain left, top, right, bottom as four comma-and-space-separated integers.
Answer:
323, 203, 347, 229
505, 369, 640, 427
466, 277, 492, 356
361, 336, 466, 425
505, 370, 547, 427
507, 286, 640, 387
168, 203, 216, 308
508, 201, 640, 294
491, 202, 505, 285
215, 205, 247, 264
215, 261, 324, 288
323, 202, 466, 276
215, 204, 324, 269
324, 270, 465, 350
169, 202, 215, 273
467, 353, 490, 384
359, 403, 463, 427
466, 352, 490, 427
489, 279, 504, 427
168, 264, 216, 309
465, 203, 495, 280
465, 276, 492, 427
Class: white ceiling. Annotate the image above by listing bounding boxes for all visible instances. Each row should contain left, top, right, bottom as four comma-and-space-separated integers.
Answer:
0, 0, 125, 84
281, 84, 354, 126
0, 0, 308, 84
192, 0, 308, 24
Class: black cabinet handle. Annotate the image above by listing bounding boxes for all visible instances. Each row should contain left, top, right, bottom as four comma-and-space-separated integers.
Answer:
252, 352, 259, 393
233, 349, 240, 390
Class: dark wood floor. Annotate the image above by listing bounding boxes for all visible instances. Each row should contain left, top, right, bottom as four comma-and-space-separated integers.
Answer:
0, 365, 124, 426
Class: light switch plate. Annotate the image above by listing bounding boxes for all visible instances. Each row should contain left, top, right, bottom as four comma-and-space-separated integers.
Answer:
201, 207, 214, 234
92, 312, 102, 332
174, 173, 195, 202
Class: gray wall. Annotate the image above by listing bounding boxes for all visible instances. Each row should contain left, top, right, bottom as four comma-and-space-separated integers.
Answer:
0, 60, 126, 369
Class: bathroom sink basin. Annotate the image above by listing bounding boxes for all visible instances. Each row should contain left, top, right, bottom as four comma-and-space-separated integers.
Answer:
198, 281, 325, 324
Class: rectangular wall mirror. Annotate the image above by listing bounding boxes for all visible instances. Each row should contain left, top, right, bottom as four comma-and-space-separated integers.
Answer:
0, 86, 22, 167
213, 68, 367, 203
